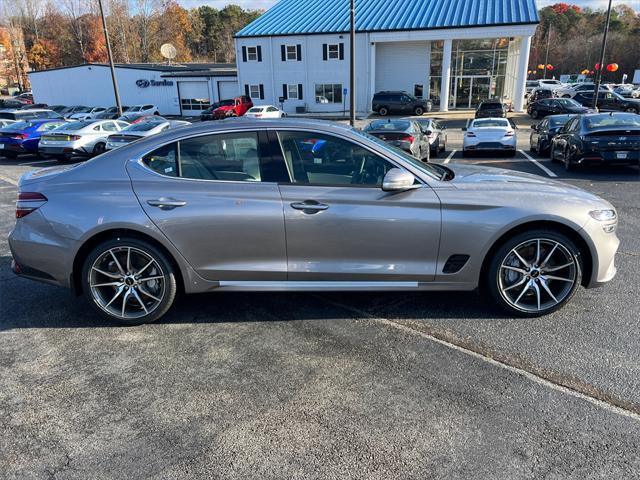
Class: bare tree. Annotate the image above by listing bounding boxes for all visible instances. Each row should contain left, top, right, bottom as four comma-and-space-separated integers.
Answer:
59, 0, 94, 60
135, 0, 160, 63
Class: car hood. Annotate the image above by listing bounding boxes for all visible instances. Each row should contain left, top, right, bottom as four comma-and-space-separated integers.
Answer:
445, 163, 608, 206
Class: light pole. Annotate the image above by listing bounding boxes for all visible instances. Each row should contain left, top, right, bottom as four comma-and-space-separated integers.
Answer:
98, 0, 123, 116
543, 25, 551, 80
349, 0, 355, 126
593, 0, 613, 109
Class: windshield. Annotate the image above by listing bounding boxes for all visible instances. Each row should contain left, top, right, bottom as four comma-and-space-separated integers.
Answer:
123, 122, 164, 132
0, 121, 33, 131
365, 120, 411, 131
218, 100, 235, 107
556, 99, 583, 108
248, 107, 265, 112
59, 120, 93, 131
584, 114, 640, 130
479, 103, 502, 110
549, 116, 572, 127
353, 129, 441, 180
128, 106, 143, 112
472, 119, 509, 128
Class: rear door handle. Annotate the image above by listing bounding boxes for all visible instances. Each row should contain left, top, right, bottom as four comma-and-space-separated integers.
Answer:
147, 197, 187, 210
290, 201, 329, 213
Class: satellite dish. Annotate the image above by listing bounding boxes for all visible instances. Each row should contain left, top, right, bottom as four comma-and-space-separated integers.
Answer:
160, 43, 177, 63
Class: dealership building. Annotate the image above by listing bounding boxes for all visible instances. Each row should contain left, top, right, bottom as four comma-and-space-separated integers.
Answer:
235, 0, 539, 114
28, 63, 238, 116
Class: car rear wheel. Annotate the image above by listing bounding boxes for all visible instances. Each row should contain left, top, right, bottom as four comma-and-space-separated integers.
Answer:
82, 237, 177, 325
430, 139, 439, 157
414, 107, 424, 116
486, 230, 582, 317
93, 142, 106, 155
625, 106, 639, 114
531, 109, 539, 119
2, 151, 17, 159
378, 107, 389, 116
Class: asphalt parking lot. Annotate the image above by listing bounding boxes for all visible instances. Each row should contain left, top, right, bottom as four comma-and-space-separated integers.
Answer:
1, 116, 640, 479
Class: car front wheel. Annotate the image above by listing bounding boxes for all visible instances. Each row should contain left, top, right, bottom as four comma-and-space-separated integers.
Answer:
379, 107, 389, 116
414, 107, 424, 116
531, 109, 539, 119
486, 230, 582, 317
82, 237, 177, 325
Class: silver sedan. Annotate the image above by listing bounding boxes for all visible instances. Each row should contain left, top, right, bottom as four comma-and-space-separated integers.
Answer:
39, 119, 129, 160
9, 119, 619, 324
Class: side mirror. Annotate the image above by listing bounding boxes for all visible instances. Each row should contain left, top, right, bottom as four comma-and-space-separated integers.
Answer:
382, 168, 419, 192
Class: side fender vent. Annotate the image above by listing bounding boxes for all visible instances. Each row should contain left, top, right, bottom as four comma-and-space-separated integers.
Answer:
443, 254, 470, 274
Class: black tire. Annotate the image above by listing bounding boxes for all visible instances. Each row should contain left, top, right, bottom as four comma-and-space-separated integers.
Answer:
414, 107, 424, 116
531, 109, 539, 119
625, 107, 639, 114
430, 139, 439, 158
379, 107, 389, 116
2, 151, 18, 159
93, 142, 106, 155
485, 229, 583, 317
529, 141, 537, 154
506, 150, 517, 157
563, 150, 575, 171
81, 237, 177, 325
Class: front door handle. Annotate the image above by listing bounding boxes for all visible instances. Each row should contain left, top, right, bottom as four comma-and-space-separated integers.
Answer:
147, 197, 187, 210
290, 201, 329, 213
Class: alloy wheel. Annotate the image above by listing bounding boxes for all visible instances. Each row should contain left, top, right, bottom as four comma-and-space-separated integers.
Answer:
89, 246, 166, 320
498, 238, 578, 314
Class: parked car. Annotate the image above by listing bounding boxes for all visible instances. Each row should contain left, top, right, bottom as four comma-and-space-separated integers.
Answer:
20, 103, 49, 110
413, 118, 447, 156
59, 105, 91, 117
118, 113, 167, 124
0, 119, 67, 158
0, 109, 63, 121
125, 104, 160, 116
39, 119, 129, 160
70, 107, 108, 120
0, 119, 17, 128
0, 98, 26, 109
613, 84, 637, 98
528, 88, 555, 104
13, 92, 33, 104
528, 98, 595, 119
551, 112, 640, 171
577, 91, 640, 113
462, 118, 517, 156
372, 91, 432, 116
8, 118, 619, 324
363, 118, 430, 161
529, 114, 574, 155
95, 106, 130, 119
245, 105, 285, 119
105, 120, 190, 151
48, 105, 68, 114
200, 102, 224, 121
554, 82, 612, 98
525, 80, 540, 98
475, 99, 508, 118
208, 96, 253, 119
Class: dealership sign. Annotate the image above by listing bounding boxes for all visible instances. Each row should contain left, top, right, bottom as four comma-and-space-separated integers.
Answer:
136, 79, 174, 88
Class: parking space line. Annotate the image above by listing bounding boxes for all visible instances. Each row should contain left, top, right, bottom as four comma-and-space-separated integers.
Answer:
443, 150, 457, 164
18, 160, 55, 166
0, 174, 18, 186
519, 149, 557, 178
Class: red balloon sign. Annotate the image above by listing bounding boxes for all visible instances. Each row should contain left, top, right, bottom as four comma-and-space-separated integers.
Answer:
606, 63, 619, 72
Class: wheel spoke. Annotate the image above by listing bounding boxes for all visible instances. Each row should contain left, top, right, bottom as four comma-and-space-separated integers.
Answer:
91, 281, 122, 288
514, 280, 532, 305
138, 286, 161, 302
121, 289, 131, 317
136, 258, 155, 276
543, 275, 574, 283
138, 275, 164, 283
534, 239, 541, 265
109, 249, 125, 275
539, 278, 558, 304
503, 276, 528, 292
104, 285, 125, 308
92, 267, 120, 279
540, 243, 558, 269
131, 288, 148, 314
126, 247, 131, 273
543, 262, 573, 273
513, 250, 531, 269
501, 265, 528, 275
531, 281, 542, 310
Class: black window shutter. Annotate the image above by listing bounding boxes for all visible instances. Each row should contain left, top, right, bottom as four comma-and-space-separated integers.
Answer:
259, 84, 264, 100
282, 84, 288, 100
298, 84, 303, 100
281, 45, 286, 61
244, 84, 250, 97
296, 44, 302, 61
242, 46, 247, 62
322, 44, 328, 61
257, 46, 262, 62
339, 43, 344, 60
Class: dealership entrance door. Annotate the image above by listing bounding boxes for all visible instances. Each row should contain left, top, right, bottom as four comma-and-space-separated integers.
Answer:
451, 76, 492, 109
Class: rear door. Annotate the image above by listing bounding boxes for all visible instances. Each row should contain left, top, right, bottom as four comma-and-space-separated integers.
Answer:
127, 130, 289, 281
273, 129, 441, 282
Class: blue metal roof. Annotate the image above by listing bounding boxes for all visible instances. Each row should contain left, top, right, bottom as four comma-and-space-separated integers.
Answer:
236, 0, 539, 37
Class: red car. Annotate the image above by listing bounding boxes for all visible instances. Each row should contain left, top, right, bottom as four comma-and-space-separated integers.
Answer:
210, 96, 253, 120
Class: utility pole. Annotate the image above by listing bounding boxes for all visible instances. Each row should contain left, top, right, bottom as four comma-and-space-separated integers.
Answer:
593, 0, 613, 109
98, 0, 123, 116
542, 25, 551, 80
349, 0, 356, 127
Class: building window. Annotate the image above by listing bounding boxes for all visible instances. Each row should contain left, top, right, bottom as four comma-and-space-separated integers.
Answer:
249, 84, 262, 99
286, 45, 298, 60
181, 98, 211, 111
328, 44, 339, 59
281, 44, 302, 61
287, 84, 299, 100
414, 84, 424, 99
245, 46, 262, 62
315, 84, 342, 104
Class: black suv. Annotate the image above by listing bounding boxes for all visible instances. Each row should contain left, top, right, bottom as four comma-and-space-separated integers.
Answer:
372, 91, 432, 116
475, 99, 508, 118
573, 91, 640, 114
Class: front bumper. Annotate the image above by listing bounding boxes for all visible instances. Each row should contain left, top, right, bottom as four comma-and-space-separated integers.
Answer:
581, 217, 620, 288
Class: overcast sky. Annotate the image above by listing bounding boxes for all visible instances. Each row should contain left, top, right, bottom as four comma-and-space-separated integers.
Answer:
177, 0, 639, 12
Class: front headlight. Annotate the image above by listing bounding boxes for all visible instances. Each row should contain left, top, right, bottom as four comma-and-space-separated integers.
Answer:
589, 209, 617, 222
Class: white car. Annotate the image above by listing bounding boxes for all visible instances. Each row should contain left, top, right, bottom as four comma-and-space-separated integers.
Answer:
244, 105, 285, 118
105, 120, 191, 150
462, 118, 517, 156
125, 104, 160, 116
39, 119, 129, 160
69, 107, 107, 120
554, 82, 612, 98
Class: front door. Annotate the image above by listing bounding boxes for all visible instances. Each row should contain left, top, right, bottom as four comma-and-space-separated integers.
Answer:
273, 130, 441, 282
452, 76, 492, 109
127, 130, 288, 281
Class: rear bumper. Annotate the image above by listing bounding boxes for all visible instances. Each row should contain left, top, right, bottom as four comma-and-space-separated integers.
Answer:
39, 144, 91, 157
578, 151, 640, 166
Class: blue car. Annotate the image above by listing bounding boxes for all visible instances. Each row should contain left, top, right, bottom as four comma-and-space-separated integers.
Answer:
0, 119, 67, 158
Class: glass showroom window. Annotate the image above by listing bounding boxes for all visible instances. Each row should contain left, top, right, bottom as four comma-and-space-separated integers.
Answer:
315, 84, 342, 104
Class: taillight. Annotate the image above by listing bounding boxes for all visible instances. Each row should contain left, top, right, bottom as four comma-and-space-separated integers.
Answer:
504, 130, 514, 137
466, 132, 476, 137
69, 135, 81, 141
10, 133, 28, 139
400, 136, 414, 143
16, 192, 47, 218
